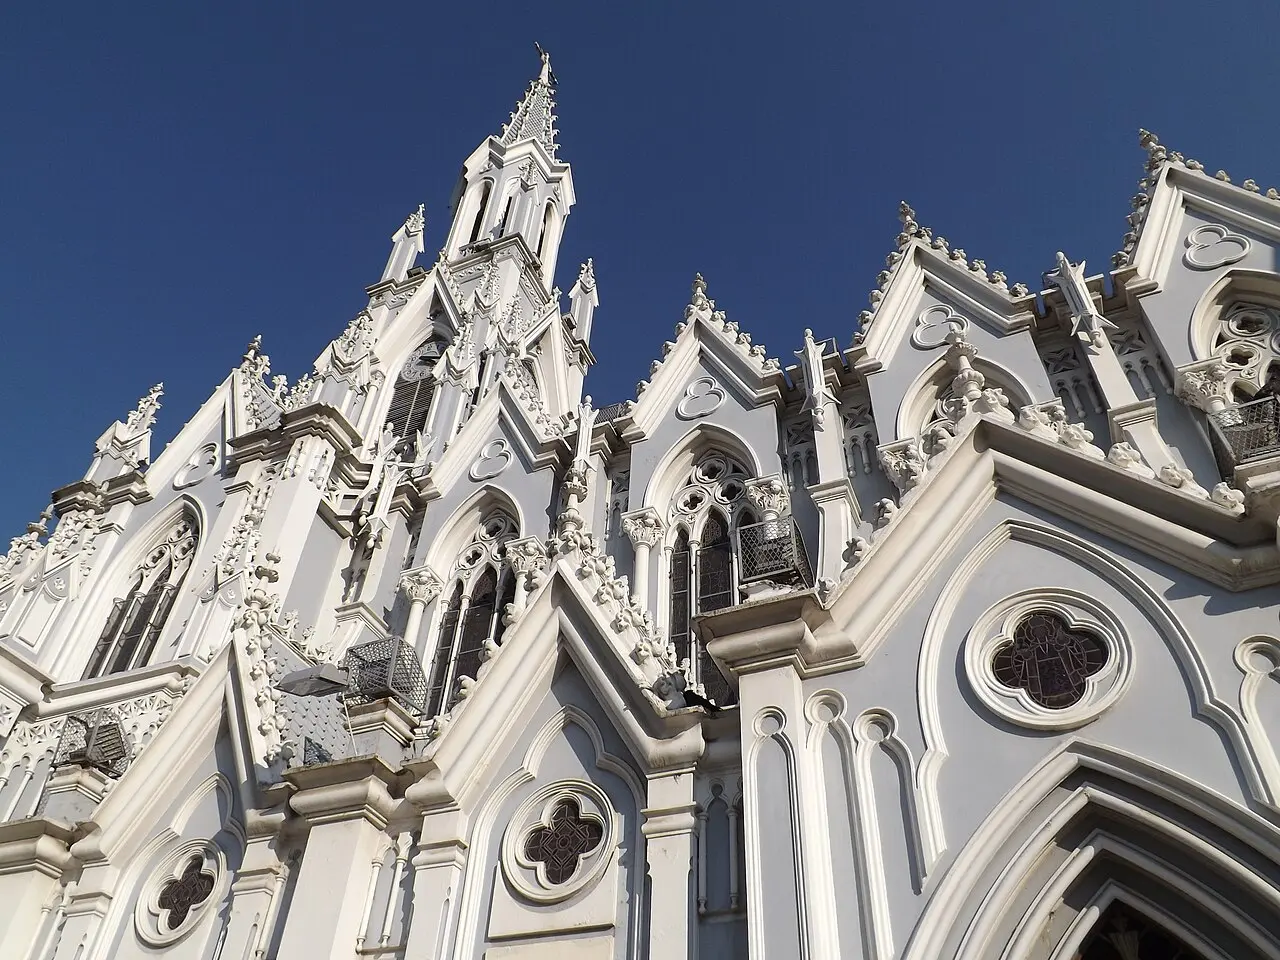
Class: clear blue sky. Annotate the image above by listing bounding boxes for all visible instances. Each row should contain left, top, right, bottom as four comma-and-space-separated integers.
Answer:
2, 2, 1277, 537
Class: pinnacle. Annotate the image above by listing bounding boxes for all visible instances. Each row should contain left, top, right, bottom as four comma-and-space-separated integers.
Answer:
499, 46, 560, 158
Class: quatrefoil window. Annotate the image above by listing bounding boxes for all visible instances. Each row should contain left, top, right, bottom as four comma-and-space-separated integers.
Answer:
157, 856, 216, 930
992, 611, 1108, 708
522, 797, 604, 884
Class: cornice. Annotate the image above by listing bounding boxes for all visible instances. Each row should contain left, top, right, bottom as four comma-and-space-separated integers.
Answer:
0, 818, 77, 877
285, 756, 402, 828
703, 414, 1280, 679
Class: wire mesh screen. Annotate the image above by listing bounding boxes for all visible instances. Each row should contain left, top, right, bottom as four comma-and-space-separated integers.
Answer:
736, 519, 813, 587
1209, 395, 1280, 468
55, 711, 131, 778
341, 636, 430, 716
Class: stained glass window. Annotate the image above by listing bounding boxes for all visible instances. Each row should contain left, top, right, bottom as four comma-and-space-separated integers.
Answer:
523, 798, 604, 885
992, 611, 1108, 709
157, 856, 215, 930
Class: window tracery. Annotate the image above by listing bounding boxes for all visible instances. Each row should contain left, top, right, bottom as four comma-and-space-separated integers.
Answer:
1209, 301, 1280, 399
991, 611, 1108, 709
522, 797, 604, 884
423, 511, 518, 718
84, 513, 197, 679
666, 452, 755, 705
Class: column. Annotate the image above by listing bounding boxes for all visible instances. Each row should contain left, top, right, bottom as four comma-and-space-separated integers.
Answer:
1175, 357, 1233, 416
621, 508, 663, 609
274, 759, 398, 960
643, 768, 698, 960
399, 566, 443, 649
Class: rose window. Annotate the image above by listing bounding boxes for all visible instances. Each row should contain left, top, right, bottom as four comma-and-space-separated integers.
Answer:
157, 856, 216, 930
522, 797, 604, 884
992, 611, 1108, 709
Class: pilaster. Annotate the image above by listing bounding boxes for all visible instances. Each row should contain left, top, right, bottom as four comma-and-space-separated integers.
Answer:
399, 805, 470, 960
642, 768, 697, 960
0, 819, 75, 960
275, 758, 399, 960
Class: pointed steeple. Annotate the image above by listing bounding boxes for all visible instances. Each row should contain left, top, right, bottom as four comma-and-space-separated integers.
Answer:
500, 43, 560, 158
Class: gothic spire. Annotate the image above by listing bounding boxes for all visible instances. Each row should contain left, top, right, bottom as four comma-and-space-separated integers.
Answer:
500, 43, 560, 158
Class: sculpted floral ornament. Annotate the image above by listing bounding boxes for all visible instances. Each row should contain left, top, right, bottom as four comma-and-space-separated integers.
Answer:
399, 569, 443, 605
621, 509, 663, 548
744, 475, 790, 519
231, 552, 294, 767
878, 438, 927, 493
1174, 357, 1233, 414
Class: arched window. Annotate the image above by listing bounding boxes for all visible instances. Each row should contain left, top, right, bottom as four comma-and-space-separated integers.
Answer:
423, 512, 518, 718
669, 530, 692, 670
386, 336, 444, 441
1210, 301, 1280, 397
468, 180, 493, 245
84, 512, 198, 679
536, 201, 556, 259
666, 452, 757, 706
498, 194, 516, 237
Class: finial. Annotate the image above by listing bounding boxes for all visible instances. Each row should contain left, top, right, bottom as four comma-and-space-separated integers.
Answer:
692, 273, 707, 297
244, 335, 263, 362
576, 258, 596, 290
125, 382, 164, 433
403, 203, 425, 235
898, 200, 916, 223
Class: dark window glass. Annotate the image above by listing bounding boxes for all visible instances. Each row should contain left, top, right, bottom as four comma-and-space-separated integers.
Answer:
522, 798, 603, 884
669, 530, 692, 669
992, 611, 1108, 708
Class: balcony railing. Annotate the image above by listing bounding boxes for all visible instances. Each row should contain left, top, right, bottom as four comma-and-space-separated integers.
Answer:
736, 519, 813, 589
1209, 395, 1280, 470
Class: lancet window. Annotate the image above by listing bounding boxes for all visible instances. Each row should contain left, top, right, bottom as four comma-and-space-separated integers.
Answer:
84, 512, 198, 679
424, 511, 519, 718
468, 180, 493, 245
385, 336, 445, 441
666, 452, 755, 706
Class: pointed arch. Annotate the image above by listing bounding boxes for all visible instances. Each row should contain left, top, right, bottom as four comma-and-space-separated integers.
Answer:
640, 422, 765, 513
468, 179, 494, 245
904, 742, 1280, 960
1190, 268, 1280, 361
896, 354, 1035, 441
420, 487, 525, 578
915, 518, 1280, 882
71, 497, 203, 680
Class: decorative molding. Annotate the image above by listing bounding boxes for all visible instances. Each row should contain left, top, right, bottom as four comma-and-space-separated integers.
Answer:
399, 568, 443, 605
911, 304, 969, 350
469, 439, 513, 481
676, 377, 726, 420
962, 590, 1131, 731
1184, 223, 1251, 269
621, 507, 663, 548
1174, 357, 1233, 413
134, 839, 227, 947
500, 779, 617, 904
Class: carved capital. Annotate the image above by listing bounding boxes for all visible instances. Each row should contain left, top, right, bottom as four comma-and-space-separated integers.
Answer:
399, 567, 443, 605
505, 536, 550, 579
745, 475, 791, 519
876, 438, 927, 493
621, 508, 664, 548
1175, 357, 1233, 413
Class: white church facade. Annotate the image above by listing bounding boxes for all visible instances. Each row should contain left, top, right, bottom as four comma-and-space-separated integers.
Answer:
3, 51, 1280, 959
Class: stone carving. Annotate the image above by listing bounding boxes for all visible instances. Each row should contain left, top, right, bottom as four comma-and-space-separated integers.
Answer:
1184, 223, 1251, 270
1045, 252, 1118, 348
1175, 357, 1233, 414
676, 377, 726, 420
878, 438, 927, 493
621, 509, 663, 548
1106, 442, 1155, 478
795, 329, 838, 427
231, 552, 293, 767
174, 443, 220, 489
912, 304, 969, 350
470, 439, 514, 481
1157, 464, 1210, 499
744, 476, 790, 520
1210, 481, 1247, 515
399, 569, 443, 605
